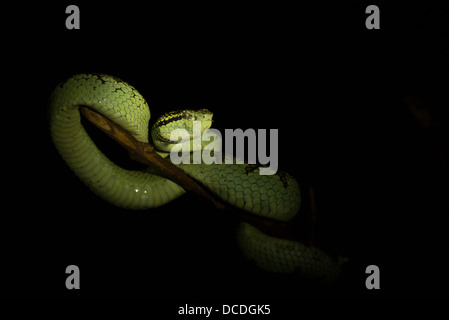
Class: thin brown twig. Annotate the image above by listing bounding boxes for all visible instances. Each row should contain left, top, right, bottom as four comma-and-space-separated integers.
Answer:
308, 185, 316, 246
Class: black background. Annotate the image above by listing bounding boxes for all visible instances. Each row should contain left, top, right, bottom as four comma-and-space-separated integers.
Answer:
2, 2, 449, 301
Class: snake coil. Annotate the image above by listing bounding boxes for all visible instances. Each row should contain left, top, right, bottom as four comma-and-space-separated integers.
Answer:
49, 73, 342, 283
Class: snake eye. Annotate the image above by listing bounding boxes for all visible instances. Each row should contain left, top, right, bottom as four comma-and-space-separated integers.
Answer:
183, 111, 196, 121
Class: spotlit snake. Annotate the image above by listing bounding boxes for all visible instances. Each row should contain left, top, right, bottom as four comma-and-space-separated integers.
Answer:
49, 73, 343, 283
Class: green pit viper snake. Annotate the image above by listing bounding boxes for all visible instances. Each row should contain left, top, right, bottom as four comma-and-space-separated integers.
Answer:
49, 73, 343, 283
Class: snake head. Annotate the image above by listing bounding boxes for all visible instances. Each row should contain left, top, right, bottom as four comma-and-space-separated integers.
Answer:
180, 109, 213, 138
152, 108, 214, 152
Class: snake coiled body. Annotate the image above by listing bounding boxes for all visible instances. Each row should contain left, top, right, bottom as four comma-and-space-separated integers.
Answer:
49, 73, 342, 283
